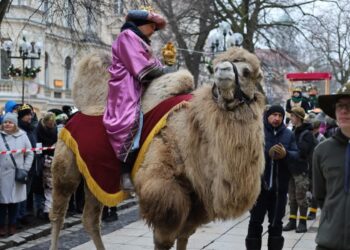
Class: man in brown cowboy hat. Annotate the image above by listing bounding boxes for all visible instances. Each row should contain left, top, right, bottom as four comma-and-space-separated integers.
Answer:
313, 82, 350, 250
283, 106, 316, 234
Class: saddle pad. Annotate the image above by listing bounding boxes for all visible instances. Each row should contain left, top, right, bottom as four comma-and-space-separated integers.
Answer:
60, 94, 192, 206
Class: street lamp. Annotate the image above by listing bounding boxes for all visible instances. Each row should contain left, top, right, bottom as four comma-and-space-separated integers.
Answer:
2, 36, 42, 104
206, 21, 243, 74
208, 21, 243, 55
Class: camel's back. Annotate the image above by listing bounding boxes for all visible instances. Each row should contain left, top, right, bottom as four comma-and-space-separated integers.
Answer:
72, 52, 194, 116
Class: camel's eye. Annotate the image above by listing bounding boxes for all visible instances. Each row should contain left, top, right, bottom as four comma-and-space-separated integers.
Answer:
243, 68, 251, 78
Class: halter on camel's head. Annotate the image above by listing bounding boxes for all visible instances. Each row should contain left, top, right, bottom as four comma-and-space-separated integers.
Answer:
211, 47, 263, 111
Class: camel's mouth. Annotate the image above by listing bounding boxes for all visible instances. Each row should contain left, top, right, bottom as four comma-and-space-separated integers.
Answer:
213, 61, 256, 110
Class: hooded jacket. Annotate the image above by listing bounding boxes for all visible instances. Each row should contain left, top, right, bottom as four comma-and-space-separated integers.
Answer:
313, 129, 350, 250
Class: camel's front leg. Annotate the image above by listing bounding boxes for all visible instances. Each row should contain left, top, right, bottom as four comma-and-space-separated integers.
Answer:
82, 185, 105, 250
50, 140, 81, 250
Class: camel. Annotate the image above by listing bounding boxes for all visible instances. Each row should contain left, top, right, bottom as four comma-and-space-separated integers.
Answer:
49, 47, 265, 250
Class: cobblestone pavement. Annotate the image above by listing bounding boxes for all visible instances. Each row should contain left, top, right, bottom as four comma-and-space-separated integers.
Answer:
4, 200, 321, 250
71, 210, 320, 250
0, 198, 138, 250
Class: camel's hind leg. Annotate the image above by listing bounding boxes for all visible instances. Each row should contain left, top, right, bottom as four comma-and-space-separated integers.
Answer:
82, 186, 105, 250
50, 140, 81, 250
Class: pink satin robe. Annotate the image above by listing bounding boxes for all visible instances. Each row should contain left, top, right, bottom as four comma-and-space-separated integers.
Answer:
103, 29, 162, 162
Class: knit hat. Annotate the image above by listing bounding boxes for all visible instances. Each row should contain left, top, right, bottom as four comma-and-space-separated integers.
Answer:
265, 105, 285, 119
2, 112, 18, 126
318, 82, 350, 119
4, 100, 17, 113
126, 9, 166, 30
17, 104, 32, 119
291, 107, 306, 120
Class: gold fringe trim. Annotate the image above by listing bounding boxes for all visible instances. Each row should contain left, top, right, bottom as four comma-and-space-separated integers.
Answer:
59, 128, 129, 207
131, 101, 189, 177
59, 100, 189, 207
289, 215, 297, 219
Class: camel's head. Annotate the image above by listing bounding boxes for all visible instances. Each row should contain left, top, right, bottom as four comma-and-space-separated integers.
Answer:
212, 47, 264, 110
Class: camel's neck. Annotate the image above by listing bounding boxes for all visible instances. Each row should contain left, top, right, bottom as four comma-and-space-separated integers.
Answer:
182, 86, 265, 219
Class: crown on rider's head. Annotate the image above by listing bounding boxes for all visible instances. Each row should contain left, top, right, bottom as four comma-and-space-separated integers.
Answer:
140, 6, 154, 12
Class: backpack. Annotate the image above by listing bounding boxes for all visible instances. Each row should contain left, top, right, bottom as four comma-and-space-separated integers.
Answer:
298, 129, 318, 171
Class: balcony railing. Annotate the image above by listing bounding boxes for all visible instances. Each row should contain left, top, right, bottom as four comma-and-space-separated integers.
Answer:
0, 78, 74, 107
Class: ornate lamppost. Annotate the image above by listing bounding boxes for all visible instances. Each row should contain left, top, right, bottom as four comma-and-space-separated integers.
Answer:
206, 21, 244, 74
208, 21, 244, 55
2, 36, 42, 104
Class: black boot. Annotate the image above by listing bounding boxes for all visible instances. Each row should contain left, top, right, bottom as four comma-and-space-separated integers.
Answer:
307, 212, 316, 220
296, 219, 307, 233
245, 237, 261, 250
268, 236, 284, 250
282, 219, 296, 231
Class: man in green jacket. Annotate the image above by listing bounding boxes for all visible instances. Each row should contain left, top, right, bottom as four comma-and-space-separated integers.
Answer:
313, 82, 350, 250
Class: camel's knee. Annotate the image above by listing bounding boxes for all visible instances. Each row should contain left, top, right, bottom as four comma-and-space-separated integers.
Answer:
138, 179, 190, 231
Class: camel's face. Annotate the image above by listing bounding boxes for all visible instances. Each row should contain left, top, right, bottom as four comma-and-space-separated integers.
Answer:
212, 47, 263, 110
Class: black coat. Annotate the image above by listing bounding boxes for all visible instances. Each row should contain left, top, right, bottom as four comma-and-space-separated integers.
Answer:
290, 123, 315, 175
263, 117, 299, 193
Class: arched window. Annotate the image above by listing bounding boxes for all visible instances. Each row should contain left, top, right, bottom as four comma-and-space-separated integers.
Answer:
65, 56, 72, 89
45, 52, 49, 86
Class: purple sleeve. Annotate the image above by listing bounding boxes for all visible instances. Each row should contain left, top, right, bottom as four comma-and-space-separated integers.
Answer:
114, 30, 161, 81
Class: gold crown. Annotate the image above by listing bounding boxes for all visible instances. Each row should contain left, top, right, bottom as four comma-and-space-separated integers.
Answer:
19, 104, 31, 111
140, 5, 154, 12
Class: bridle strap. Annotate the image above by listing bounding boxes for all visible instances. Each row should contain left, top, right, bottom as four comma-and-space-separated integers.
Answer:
231, 62, 254, 105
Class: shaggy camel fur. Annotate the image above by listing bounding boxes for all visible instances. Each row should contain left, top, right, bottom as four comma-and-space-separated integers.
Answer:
50, 47, 265, 250
49, 52, 194, 250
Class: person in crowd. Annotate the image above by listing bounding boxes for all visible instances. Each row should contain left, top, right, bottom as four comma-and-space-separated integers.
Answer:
305, 119, 325, 221
102, 206, 119, 222
36, 112, 57, 221
283, 107, 317, 233
0, 113, 34, 236
307, 86, 319, 109
0, 100, 18, 123
323, 115, 338, 138
285, 88, 310, 124
55, 113, 68, 134
313, 82, 350, 250
245, 105, 299, 250
103, 9, 166, 192
16, 104, 38, 225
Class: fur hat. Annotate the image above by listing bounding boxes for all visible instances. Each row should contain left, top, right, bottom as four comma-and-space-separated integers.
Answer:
265, 105, 285, 119
318, 82, 350, 119
291, 107, 306, 120
17, 104, 32, 119
126, 9, 166, 30
2, 112, 18, 126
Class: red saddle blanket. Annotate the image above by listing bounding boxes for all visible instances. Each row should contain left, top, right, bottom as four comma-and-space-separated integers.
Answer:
59, 94, 192, 206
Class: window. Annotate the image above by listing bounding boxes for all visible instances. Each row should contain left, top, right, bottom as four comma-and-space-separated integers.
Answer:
114, 0, 124, 15
65, 0, 74, 28
85, 2, 97, 35
1, 49, 11, 79
45, 52, 49, 86
64, 57, 72, 89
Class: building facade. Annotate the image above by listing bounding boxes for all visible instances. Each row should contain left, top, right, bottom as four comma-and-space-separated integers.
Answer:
0, 0, 127, 114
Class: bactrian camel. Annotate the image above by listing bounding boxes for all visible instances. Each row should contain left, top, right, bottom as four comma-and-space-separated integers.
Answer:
49, 47, 265, 250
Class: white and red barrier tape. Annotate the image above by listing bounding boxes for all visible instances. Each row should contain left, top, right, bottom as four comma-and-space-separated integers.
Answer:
0, 146, 55, 155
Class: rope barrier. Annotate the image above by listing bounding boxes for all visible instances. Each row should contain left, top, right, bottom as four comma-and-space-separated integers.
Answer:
0, 146, 55, 155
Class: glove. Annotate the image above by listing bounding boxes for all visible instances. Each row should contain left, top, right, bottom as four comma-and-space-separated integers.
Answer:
269, 144, 287, 160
